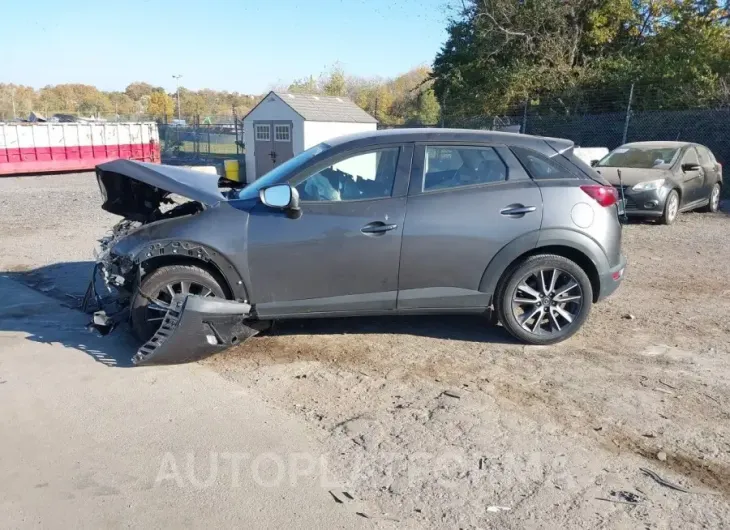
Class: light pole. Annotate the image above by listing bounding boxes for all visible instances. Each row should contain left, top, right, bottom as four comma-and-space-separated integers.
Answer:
172, 74, 183, 120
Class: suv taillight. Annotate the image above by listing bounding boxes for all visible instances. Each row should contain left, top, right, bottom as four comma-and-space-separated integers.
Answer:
580, 185, 618, 207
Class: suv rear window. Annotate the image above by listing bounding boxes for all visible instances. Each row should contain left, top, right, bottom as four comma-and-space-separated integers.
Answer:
511, 146, 578, 180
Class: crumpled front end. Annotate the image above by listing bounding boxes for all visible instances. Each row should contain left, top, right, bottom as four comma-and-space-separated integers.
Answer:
86, 246, 257, 365
86, 160, 257, 365
133, 295, 254, 365
83, 219, 140, 332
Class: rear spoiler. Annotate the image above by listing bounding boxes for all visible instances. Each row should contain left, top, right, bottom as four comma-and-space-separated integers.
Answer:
543, 137, 609, 185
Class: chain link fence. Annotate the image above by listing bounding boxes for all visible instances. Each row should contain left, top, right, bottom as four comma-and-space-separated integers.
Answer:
426, 82, 730, 196
158, 116, 244, 165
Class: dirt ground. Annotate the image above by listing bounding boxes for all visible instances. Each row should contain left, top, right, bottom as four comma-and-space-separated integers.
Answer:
1, 172, 729, 528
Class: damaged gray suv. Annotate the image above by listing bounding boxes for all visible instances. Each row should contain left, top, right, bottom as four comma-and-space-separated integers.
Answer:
89, 129, 626, 365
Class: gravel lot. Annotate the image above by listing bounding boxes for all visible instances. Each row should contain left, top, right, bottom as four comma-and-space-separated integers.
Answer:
2, 172, 729, 528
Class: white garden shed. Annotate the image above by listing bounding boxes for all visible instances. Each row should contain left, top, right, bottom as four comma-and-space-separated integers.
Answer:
243, 91, 378, 183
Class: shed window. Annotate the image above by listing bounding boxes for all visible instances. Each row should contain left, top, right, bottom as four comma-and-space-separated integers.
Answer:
255, 124, 270, 141
274, 124, 291, 142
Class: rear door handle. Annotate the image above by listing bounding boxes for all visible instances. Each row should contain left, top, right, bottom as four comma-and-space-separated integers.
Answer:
500, 205, 537, 217
361, 221, 398, 234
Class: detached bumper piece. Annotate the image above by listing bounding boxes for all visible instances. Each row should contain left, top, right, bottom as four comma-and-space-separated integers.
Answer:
133, 295, 255, 366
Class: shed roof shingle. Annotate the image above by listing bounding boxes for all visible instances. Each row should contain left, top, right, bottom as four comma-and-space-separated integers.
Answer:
273, 92, 378, 123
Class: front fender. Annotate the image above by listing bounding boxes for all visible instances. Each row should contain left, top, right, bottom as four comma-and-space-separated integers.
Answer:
109, 208, 251, 301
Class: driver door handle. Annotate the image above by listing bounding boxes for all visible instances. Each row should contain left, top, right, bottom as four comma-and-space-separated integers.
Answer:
500, 205, 537, 217
361, 221, 398, 234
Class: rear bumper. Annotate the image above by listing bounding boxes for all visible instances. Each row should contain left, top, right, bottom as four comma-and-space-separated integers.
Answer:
597, 255, 627, 302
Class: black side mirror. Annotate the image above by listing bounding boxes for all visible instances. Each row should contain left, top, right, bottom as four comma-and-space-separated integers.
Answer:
590, 160, 599, 167
682, 163, 700, 172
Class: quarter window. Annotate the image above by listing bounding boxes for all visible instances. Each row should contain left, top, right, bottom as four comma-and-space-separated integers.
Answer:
696, 146, 711, 165
682, 148, 699, 165
423, 146, 507, 191
274, 124, 291, 142
255, 124, 270, 141
511, 146, 577, 179
295, 147, 400, 202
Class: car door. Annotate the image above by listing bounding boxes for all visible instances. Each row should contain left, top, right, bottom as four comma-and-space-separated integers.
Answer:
677, 147, 704, 205
246, 144, 413, 317
397, 143, 543, 310
696, 145, 719, 200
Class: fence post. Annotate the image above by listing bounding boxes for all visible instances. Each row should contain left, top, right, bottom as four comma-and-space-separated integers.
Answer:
521, 94, 529, 134
622, 83, 635, 144
438, 87, 449, 128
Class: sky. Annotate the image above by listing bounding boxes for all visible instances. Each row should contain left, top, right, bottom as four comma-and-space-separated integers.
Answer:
2, 0, 456, 94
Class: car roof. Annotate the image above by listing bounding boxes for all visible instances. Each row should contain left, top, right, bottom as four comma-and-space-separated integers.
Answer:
620, 141, 694, 149
325, 127, 572, 151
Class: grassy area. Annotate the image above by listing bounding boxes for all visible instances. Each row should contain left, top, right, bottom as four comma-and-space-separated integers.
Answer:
162, 140, 241, 155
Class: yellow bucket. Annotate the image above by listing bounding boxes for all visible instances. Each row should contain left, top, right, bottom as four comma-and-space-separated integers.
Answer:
224, 159, 240, 182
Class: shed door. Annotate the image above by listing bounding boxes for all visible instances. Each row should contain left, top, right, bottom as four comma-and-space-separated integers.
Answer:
254, 120, 294, 179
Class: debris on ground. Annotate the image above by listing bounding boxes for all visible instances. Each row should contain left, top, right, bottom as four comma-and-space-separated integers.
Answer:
640, 467, 690, 493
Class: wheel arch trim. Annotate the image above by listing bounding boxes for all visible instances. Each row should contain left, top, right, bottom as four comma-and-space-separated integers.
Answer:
131, 240, 249, 301
479, 229, 609, 303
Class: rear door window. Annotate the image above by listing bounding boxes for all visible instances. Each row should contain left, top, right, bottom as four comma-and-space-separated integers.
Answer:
423, 146, 507, 191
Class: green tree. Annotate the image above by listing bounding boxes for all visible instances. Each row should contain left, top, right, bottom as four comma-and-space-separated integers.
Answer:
0, 84, 36, 119
147, 90, 174, 119
432, 0, 730, 117
108, 92, 137, 116
288, 76, 319, 94
322, 65, 348, 96
125, 82, 156, 102
180, 92, 207, 117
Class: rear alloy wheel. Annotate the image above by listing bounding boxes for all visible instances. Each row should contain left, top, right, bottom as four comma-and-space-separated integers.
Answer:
660, 189, 679, 225
495, 254, 593, 345
703, 183, 721, 213
131, 265, 226, 342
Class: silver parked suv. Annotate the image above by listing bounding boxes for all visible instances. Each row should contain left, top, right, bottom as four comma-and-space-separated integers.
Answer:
90, 129, 627, 364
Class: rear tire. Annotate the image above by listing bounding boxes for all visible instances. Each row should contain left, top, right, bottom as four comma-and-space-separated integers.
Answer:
131, 265, 226, 342
702, 183, 721, 213
660, 189, 679, 225
495, 254, 593, 345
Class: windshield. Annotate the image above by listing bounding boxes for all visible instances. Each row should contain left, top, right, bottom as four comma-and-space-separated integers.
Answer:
234, 143, 330, 200
597, 146, 680, 169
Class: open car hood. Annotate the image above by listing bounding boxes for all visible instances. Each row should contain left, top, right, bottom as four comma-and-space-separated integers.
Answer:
95, 160, 226, 220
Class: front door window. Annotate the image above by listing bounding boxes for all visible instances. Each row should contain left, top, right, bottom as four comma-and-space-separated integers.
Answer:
294, 148, 401, 202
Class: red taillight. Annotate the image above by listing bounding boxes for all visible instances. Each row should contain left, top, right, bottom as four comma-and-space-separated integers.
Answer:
580, 185, 618, 207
